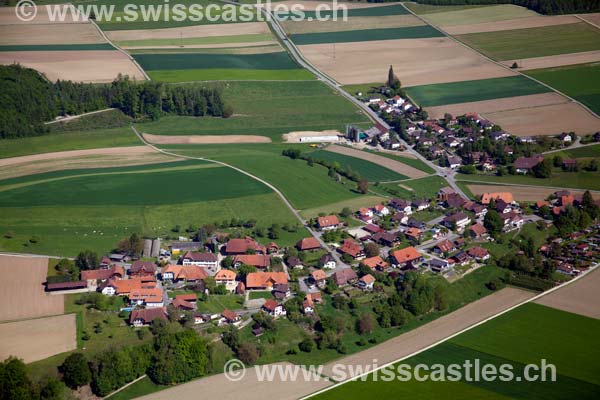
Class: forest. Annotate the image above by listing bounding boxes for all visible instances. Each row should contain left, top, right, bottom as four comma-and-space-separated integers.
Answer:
0, 64, 230, 139
411, 0, 600, 14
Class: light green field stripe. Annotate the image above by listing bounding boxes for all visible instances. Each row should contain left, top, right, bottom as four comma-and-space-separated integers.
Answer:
116, 33, 274, 47
148, 68, 315, 82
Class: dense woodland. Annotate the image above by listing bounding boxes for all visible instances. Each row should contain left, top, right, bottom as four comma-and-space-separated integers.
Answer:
0, 64, 230, 139
411, 0, 600, 14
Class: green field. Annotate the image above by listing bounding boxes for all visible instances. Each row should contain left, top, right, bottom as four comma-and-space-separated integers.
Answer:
0, 127, 141, 159
547, 143, 600, 159
457, 171, 600, 191
526, 63, 600, 115
457, 23, 600, 61
299, 4, 409, 19
404, 3, 487, 14
136, 81, 368, 141
405, 75, 551, 107
362, 150, 436, 174
148, 68, 313, 82
289, 25, 443, 45
134, 52, 301, 71
315, 303, 600, 399
0, 160, 308, 255
309, 149, 408, 182
115, 33, 274, 47
0, 44, 114, 51
415, 4, 538, 25
197, 294, 244, 313
375, 175, 449, 200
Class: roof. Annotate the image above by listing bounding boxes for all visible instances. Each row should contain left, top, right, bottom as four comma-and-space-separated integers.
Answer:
162, 265, 208, 281
405, 227, 422, 238
233, 254, 270, 269
469, 223, 488, 236
263, 299, 281, 312
296, 237, 321, 251
81, 265, 125, 281
172, 297, 195, 310
175, 294, 197, 303
481, 192, 514, 205
359, 274, 375, 285
445, 193, 466, 208
514, 155, 543, 169
311, 269, 327, 281
225, 237, 265, 254
434, 239, 455, 253
129, 308, 167, 324
339, 239, 363, 258
468, 246, 489, 258
317, 215, 340, 228
362, 256, 389, 270
130, 261, 157, 274
221, 309, 239, 321
129, 288, 163, 303
182, 251, 217, 262
246, 272, 288, 288
46, 281, 87, 291
444, 212, 469, 223
333, 269, 358, 285
109, 278, 145, 294
391, 247, 422, 264
215, 269, 236, 281
364, 224, 382, 234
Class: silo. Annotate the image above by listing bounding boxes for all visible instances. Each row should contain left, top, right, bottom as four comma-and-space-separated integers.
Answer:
143, 239, 152, 258
151, 238, 161, 257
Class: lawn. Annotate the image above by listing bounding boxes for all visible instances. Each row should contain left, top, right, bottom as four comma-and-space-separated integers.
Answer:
248, 290, 273, 300
457, 23, 600, 61
289, 25, 443, 45
314, 303, 600, 399
375, 175, 450, 200
148, 68, 313, 82
416, 4, 537, 25
525, 62, 600, 115
133, 52, 301, 71
405, 75, 551, 107
308, 149, 409, 182
135, 80, 368, 141
197, 294, 244, 313
0, 127, 141, 159
456, 171, 600, 191
0, 161, 307, 255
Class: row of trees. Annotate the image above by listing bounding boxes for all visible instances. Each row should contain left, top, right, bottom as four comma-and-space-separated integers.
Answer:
1, 64, 230, 139
411, 0, 599, 14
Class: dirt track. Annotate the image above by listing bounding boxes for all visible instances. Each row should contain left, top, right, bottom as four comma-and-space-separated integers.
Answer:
0, 255, 64, 322
466, 184, 594, 202
0, 50, 146, 83
425, 93, 568, 119
0, 314, 76, 363
483, 103, 600, 136
143, 133, 272, 144
325, 144, 428, 179
502, 50, 600, 70
299, 37, 514, 86
445, 15, 579, 35
535, 267, 600, 319
0, 23, 104, 45
106, 22, 270, 41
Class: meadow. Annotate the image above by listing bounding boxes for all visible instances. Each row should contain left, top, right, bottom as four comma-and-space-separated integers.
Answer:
136, 81, 368, 141
302, 4, 409, 18
456, 171, 600, 191
0, 160, 307, 255
290, 25, 443, 45
314, 303, 600, 399
404, 3, 486, 14
133, 52, 300, 70
147, 68, 313, 82
456, 23, 600, 61
308, 150, 408, 182
374, 175, 449, 200
114, 33, 274, 47
526, 62, 600, 114
405, 75, 551, 107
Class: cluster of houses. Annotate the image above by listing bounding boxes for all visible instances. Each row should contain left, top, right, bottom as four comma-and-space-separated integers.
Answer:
539, 225, 600, 276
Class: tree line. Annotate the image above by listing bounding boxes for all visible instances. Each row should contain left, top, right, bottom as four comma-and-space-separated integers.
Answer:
411, 0, 599, 14
1, 64, 231, 139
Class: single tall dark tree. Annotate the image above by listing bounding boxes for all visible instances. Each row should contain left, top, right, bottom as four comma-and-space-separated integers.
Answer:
61, 353, 91, 389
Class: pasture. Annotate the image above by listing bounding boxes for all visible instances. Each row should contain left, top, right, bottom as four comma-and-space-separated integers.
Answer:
525, 62, 600, 114
314, 303, 600, 399
289, 26, 443, 45
405, 75, 550, 107
375, 175, 449, 200
308, 150, 408, 182
456, 23, 600, 61
457, 170, 600, 191
0, 161, 307, 255
136, 81, 368, 141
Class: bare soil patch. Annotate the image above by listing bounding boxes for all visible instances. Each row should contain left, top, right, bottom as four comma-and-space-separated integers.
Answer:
0, 255, 63, 322
466, 184, 594, 202
0, 23, 104, 45
0, 314, 76, 363
502, 50, 600, 70
282, 15, 424, 34
483, 102, 600, 136
299, 37, 513, 86
325, 144, 429, 178
106, 22, 270, 41
425, 92, 568, 119
444, 15, 579, 35
0, 50, 146, 82
322, 287, 534, 378
535, 267, 600, 319
283, 129, 342, 142
143, 133, 271, 144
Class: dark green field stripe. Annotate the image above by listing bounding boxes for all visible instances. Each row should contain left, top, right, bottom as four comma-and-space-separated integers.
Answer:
290, 3, 409, 19
133, 52, 300, 71
290, 25, 443, 45
0, 43, 115, 51
405, 75, 552, 107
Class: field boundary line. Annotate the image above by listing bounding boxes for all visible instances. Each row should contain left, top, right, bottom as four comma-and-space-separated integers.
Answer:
575, 14, 600, 30
103, 374, 147, 399
302, 263, 599, 399
401, 3, 600, 121
456, 178, 600, 193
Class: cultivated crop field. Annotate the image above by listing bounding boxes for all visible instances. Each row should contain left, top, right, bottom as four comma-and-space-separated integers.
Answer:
308, 149, 408, 182
289, 25, 443, 45
525, 62, 600, 114
536, 268, 600, 319
314, 303, 600, 399
413, 4, 538, 26
457, 170, 600, 191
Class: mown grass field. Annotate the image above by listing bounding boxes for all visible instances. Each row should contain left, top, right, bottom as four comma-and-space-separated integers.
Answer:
136, 81, 368, 141
197, 294, 244, 313
0, 160, 307, 255
290, 25, 442, 45
456, 170, 600, 191
314, 303, 600, 399
457, 23, 600, 61
0, 127, 141, 159
374, 175, 449, 200
548, 143, 600, 159
309, 150, 408, 182
405, 75, 551, 107
404, 3, 487, 14
147, 68, 313, 82
0, 44, 114, 51
525, 62, 600, 115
